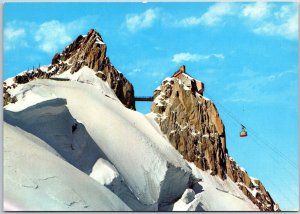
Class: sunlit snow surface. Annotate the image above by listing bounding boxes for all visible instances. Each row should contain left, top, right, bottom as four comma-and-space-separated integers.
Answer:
3, 67, 258, 211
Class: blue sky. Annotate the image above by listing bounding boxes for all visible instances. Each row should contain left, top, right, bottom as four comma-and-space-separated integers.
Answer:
3, 2, 299, 210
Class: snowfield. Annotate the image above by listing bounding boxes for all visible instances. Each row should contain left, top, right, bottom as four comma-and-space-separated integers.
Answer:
3, 66, 259, 211
3, 123, 131, 211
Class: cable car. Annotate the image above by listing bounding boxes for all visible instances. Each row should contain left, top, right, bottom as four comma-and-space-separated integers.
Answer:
240, 124, 247, 137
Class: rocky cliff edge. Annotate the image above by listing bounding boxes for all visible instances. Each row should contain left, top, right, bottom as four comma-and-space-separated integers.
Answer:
151, 66, 280, 211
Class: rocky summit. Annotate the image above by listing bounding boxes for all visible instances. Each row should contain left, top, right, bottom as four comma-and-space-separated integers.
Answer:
151, 66, 279, 211
3, 29, 135, 110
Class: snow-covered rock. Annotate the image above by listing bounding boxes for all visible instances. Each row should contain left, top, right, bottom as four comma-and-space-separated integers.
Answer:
4, 74, 192, 211
90, 158, 119, 185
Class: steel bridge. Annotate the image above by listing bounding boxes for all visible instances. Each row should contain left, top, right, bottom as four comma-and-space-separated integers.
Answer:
134, 96, 153, 102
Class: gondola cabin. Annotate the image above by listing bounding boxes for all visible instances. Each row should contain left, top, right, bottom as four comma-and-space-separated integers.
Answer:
240, 125, 248, 137
240, 131, 248, 137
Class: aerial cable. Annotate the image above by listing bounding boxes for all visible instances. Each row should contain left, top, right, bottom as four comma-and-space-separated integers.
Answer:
245, 134, 299, 197
204, 91, 298, 169
247, 127, 297, 169
226, 133, 299, 202
222, 105, 297, 170
252, 134, 297, 174
266, 178, 298, 209
204, 91, 241, 126
204, 92, 299, 207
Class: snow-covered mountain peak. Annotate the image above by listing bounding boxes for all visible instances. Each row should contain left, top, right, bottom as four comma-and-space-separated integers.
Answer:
54, 28, 106, 67
3, 29, 135, 109
86, 28, 105, 42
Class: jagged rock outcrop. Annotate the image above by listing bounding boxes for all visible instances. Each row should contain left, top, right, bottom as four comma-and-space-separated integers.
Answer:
151, 66, 279, 211
226, 156, 279, 211
3, 29, 135, 110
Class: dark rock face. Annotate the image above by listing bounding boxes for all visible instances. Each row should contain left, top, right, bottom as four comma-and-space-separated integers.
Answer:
50, 29, 135, 110
151, 68, 279, 211
226, 157, 279, 211
3, 90, 17, 106
3, 68, 56, 106
51, 53, 60, 64
151, 76, 227, 179
4, 29, 135, 110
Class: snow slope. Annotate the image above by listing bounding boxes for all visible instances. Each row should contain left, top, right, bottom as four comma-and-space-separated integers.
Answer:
3, 123, 130, 211
3, 66, 259, 211
4, 66, 192, 210
172, 162, 259, 211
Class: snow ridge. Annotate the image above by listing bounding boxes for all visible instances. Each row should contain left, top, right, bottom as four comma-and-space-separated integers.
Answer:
4, 71, 191, 211
3, 68, 262, 211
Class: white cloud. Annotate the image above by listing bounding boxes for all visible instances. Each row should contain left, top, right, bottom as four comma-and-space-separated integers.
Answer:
212, 54, 225, 60
4, 26, 27, 50
174, 3, 235, 27
252, 4, 298, 40
4, 16, 98, 54
5, 16, 95, 54
200, 2, 236, 26
172, 53, 208, 63
275, 5, 292, 19
35, 20, 73, 53
34, 16, 92, 54
4, 27, 25, 41
266, 69, 297, 81
174, 16, 201, 27
242, 2, 269, 20
126, 9, 159, 32
171, 2, 297, 41
172, 52, 224, 63
127, 68, 141, 76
